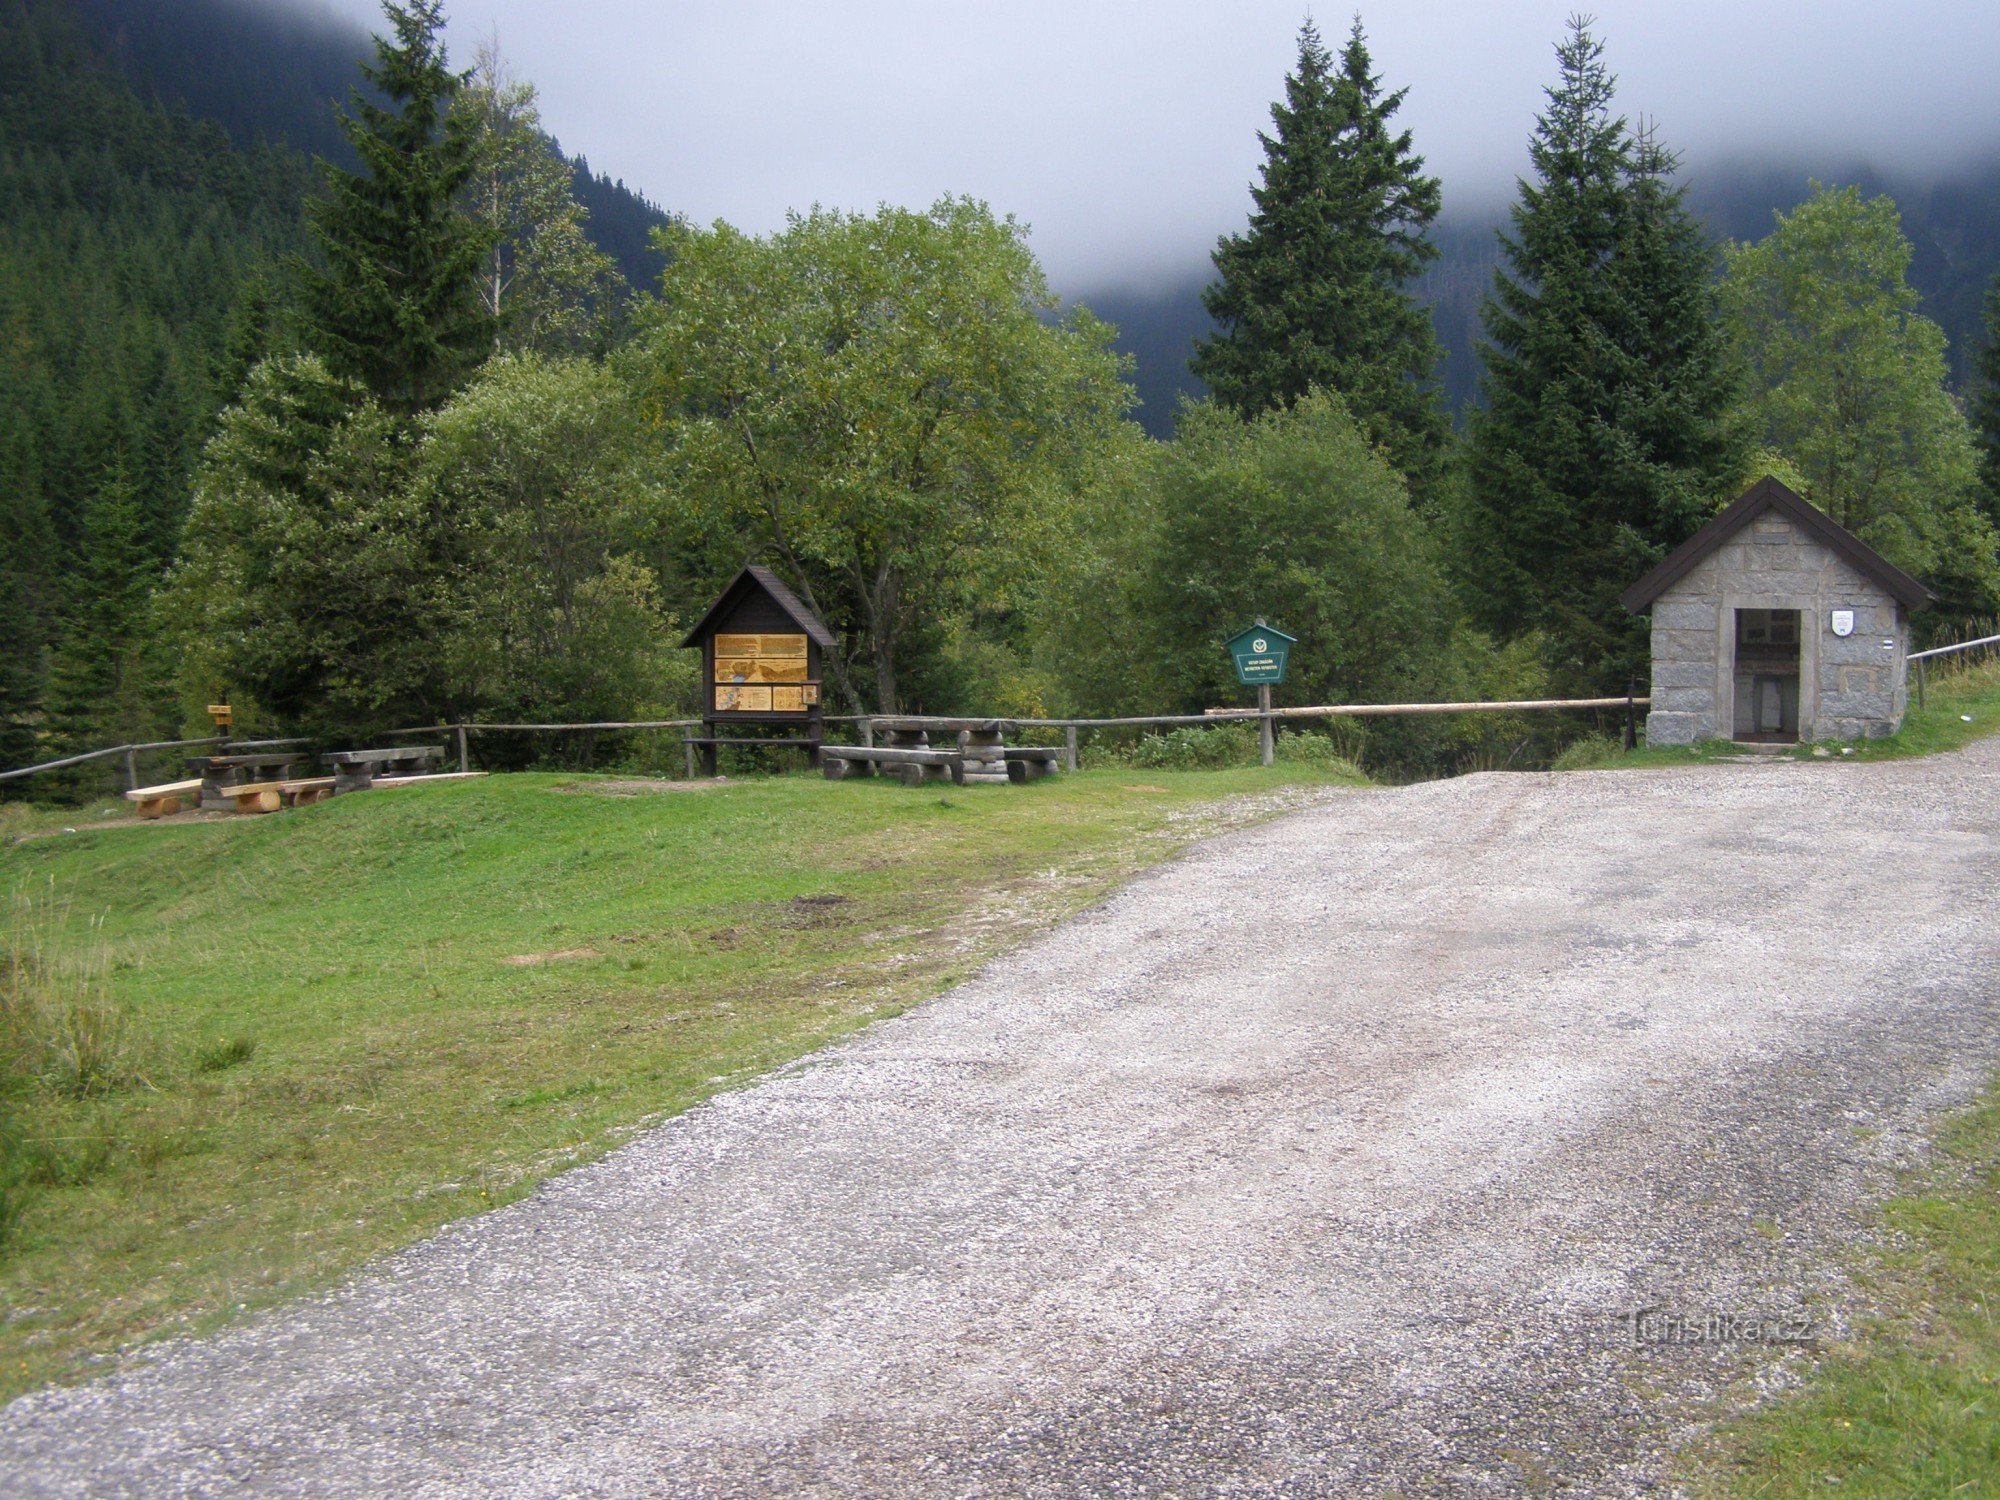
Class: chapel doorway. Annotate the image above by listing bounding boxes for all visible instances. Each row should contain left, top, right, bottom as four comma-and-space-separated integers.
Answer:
1733, 608, 1800, 742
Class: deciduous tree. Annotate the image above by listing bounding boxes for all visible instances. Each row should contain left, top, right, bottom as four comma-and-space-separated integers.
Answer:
1719, 183, 1998, 609
417, 355, 678, 721
459, 41, 624, 357
629, 199, 1133, 714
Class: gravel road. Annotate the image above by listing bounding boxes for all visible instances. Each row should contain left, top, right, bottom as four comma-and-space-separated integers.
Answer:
6, 742, 1999, 1497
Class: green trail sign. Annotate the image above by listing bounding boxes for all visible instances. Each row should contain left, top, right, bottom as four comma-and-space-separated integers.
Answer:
1226, 621, 1295, 686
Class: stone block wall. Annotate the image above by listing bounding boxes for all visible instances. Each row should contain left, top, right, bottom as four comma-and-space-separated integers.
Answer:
1643, 512, 1908, 745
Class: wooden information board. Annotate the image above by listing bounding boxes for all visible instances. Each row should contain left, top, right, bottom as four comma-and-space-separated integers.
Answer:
714, 633, 817, 714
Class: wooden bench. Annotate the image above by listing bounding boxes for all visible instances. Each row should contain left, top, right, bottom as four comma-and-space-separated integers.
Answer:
280, 776, 337, 808
820, 745, 965, 786
222, 781, 285, 814
1003, 747, 1063, 783
222, 777, 337, 814
323, 746, 445, 792
124, 778, 205, 820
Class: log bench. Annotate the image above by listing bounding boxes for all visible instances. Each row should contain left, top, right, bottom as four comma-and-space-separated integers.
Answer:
124, 778, 205, 820
820, 745, 965, 786
221, 777, 337, 814
323, 746, 445, 792
1003, 747, 1063, 783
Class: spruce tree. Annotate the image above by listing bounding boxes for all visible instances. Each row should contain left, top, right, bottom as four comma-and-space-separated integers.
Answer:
1464, 20, 1743, 691
43, 460, 159, 759
0, 429, 52, 779
295, 0, 492, 415
1192, 20, 1447, 493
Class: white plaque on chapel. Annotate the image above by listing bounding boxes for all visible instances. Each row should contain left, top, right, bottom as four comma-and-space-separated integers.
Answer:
1830, 609, 1855, 637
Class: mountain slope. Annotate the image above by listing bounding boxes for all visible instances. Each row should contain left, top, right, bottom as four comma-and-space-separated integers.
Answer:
73, 0, 673, 291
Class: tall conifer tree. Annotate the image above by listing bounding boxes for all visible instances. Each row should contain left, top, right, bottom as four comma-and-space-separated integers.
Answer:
1192, 19, 1447, 493
43, 460, 159, 756
1464, 19, 1742, 691
295, 0, 492, 415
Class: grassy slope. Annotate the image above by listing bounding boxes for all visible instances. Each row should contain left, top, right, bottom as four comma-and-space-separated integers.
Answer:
1694, 1087, 2000, 1496
0, 763, 1361, 1399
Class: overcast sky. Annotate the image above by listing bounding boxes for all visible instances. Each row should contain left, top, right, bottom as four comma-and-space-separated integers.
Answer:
315, 0, 2000, 295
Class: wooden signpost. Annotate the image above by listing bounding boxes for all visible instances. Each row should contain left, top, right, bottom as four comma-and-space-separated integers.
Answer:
680, 566, 836, 775
1225, 620, 1296, 766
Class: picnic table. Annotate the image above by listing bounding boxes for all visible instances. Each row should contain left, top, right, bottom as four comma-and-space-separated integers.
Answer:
186, 751, 303, 810
822, 718, 1061, 786
322, 745, 446, 793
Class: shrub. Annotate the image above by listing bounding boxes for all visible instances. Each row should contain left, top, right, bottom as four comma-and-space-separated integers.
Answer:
1128, 723, 1260, 770
1550, 735, 1624, 772
1275, 728, 1362, 768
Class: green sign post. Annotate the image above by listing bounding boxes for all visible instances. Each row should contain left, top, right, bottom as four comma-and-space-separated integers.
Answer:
1225, 620, 1296, 765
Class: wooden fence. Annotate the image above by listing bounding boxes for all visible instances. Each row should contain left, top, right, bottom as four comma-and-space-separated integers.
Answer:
0, 695, 1649, 791
1908, 630, 2000, 708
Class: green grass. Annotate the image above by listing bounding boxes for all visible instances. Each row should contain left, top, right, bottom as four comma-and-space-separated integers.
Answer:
1565, 656, 2000, 770
0, 761, 1360, 1399
1693, 1081, 2000, 1497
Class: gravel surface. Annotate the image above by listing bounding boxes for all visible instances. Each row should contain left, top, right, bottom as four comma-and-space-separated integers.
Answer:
6, 743, 1999, 1497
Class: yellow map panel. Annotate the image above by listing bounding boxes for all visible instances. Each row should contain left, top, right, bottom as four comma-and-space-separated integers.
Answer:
714, 684, 772, 712
714, 633, 807, 659
713, 657, 809, 684
770, 686, 806, 712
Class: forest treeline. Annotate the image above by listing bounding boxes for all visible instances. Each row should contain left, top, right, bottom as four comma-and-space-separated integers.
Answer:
6, 2, 2000, 788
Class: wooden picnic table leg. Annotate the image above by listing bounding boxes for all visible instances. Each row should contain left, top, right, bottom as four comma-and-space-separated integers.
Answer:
883, 727, 951, 785
958, 727, 1009, 785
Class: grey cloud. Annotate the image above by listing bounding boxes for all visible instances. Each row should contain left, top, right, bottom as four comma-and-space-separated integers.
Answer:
316, 0, 2000, 293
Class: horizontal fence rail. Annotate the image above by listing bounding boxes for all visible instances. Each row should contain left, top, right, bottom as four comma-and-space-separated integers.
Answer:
0, 736, 306, 785
2, 698, 1647, 789
866, 697, 1648, 730
1908, 631, 2000, 663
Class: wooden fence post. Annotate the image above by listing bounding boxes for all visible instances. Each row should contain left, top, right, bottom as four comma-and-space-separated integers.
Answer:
1064, 724, 1079, 773
123, 746, 138, 791
682, 733, 697, 781
455, 723, 470, 774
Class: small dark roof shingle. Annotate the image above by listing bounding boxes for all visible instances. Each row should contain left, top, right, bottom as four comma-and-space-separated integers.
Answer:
679, 565, 839, 650
1620, 476, 1933, 614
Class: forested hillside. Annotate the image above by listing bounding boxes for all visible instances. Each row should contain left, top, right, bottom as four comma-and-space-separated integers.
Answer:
0, 0, 672, 772
73, 0, 672, 290
0, 0, 316, 765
